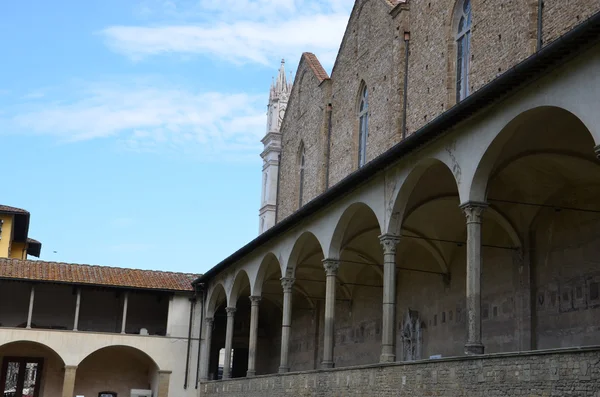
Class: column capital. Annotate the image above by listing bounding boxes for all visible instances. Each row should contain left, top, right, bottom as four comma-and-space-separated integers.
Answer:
205, 317, 214, 326
594, 144, 600, 159
280, 277, 295, 292
322, 259, 340, 276
249, 295, 262, 304
460, 201, 488, 224
379, 234, 401, 254
225, 307, 237, 316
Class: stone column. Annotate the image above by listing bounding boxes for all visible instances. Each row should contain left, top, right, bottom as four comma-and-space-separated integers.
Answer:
26, 285, 35, 329
200, 317, 214, 381
73, 288, 81, 331
121, 292, 129, 334
379, 234, 400, 363
156, 370, 171, 397
61, 365, 77, 397
322, 259, 340, 369
279, 277, 295, 373
461, 202, 487, 355
247, 296, 261, 377
223, 307, 236, 379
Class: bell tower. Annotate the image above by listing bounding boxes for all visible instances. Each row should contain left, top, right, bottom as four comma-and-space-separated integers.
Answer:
259, 60, 292, 234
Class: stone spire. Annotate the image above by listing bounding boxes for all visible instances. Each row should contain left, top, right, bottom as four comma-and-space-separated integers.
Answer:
259, 59, 291, 234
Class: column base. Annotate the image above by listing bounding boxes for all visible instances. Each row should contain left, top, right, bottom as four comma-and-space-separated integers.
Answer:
465, 343, 485, 355
379, 353, 396, 363
321, 361, 335, 369
246, 370, 256, 377
278, 367, 289, 374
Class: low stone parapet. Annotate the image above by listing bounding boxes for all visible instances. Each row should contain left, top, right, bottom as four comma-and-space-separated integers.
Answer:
200, 346, 600, 396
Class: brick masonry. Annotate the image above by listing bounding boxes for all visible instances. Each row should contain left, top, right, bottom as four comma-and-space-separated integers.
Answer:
201, 347, 600, 396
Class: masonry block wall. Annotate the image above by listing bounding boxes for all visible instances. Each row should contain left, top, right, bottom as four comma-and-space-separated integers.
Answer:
327, 0, 404, 186
275, 0, 600, 221
201, 348, 600, 397
277, 56, 330, 221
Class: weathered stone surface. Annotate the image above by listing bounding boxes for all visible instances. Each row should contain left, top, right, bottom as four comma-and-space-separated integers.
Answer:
201, 348, 600, 396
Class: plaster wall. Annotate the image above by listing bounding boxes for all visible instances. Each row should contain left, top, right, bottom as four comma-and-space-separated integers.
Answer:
0, 215, 13, 258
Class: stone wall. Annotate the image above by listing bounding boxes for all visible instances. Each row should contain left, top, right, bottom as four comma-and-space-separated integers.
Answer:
276, 55, 330, 221
200, 347, 600, 396
543, 0, 600, 46
275, 0, 600, 218
327, 0, 404, 186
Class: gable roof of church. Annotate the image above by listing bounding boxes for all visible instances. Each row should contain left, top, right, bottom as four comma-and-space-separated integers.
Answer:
0, 258, 199, 292
302, 52, 329, 83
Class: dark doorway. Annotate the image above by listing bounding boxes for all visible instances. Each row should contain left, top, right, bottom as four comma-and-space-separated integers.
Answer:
0, 357, 44, 397
231, 348, 249, 378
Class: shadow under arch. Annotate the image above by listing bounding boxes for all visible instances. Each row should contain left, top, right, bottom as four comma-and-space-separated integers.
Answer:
388, 157, 460, 236
285, 231, 326, 278
470, 106, 597, 203
328, 201, 384, 260
74, 345, 160, 397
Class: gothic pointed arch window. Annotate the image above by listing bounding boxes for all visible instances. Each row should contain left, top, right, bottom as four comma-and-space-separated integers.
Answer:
455, 0, 472, 102
298, 142, 306, 208
358, 84, 369, 168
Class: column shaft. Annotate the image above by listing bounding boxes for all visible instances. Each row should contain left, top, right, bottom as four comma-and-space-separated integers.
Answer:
322, 259, 339, 368
379, 234, 400, 363
247, 296, 261, 376
26, 285, 35, 329
461, 202, 487, 355
156, 370, 171, 397
61, 365, 77, 397
200, 317, 214, 381
223, 307, 236, 379
279, 278, 294, 373
73, 288, 81, 331
121, 292, 129, 334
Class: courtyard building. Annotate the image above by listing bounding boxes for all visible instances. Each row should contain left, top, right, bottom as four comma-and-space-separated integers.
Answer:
0, 257, 201, 397
195, 0, 600, 395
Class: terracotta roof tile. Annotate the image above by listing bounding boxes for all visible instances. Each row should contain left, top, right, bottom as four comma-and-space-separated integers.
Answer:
0, 205, 29, 215
0, 258, 199, 292
302, 52, 330, 83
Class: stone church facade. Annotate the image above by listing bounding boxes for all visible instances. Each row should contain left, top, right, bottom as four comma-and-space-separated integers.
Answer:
196, 0, 600, 395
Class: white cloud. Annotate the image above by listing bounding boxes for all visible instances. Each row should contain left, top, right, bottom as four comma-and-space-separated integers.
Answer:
102, 0, 353, 67
1, 81, 267, 161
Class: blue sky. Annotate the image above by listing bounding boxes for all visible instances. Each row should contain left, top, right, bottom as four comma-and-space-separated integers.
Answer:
0, 0, 353, 274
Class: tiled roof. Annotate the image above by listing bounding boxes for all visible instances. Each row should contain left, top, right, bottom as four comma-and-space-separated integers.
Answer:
0, 205, 29, 215
302, 53, 330, 82
0, 258, 199, 292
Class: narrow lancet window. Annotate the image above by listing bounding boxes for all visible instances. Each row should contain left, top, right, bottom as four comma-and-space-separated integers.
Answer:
358, 85, 369, 167
456, 0, 472, 102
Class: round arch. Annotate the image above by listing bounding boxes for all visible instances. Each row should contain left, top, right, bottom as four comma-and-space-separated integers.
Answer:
206, 282, 227, 318
328, 201, 383, 260
469, 106, 597, 202
253, 252, 283, 297
74, 345, 160, 397
387, 158, 460, 236
0, 340, 65, 364
76, 344, 159, 369
229, 269, 251, 307
285, 231, 326, 278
